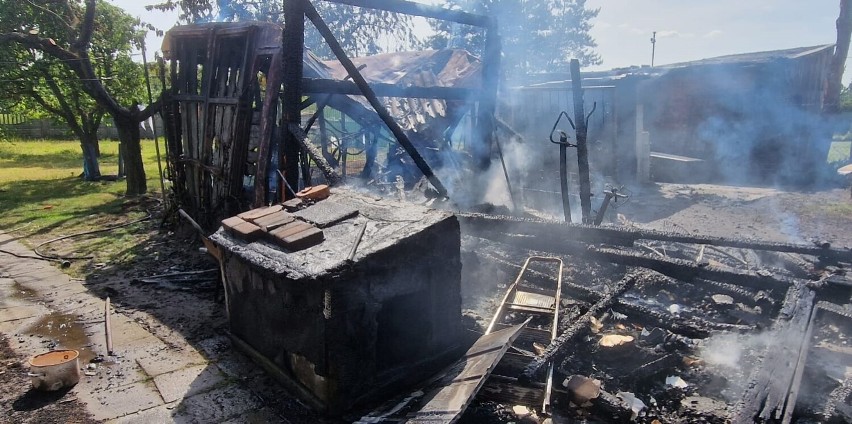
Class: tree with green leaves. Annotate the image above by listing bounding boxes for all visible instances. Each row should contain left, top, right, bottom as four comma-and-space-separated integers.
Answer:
0, 0, 159, 195
428, 0, 601, 79
148, 0, 420, 58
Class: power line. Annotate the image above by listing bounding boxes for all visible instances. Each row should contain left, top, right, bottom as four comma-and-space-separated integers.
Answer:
0, 76, 118, 82
0, 53, 143, 65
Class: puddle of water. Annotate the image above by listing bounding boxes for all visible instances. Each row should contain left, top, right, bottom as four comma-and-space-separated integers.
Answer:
24, 312, 98, 364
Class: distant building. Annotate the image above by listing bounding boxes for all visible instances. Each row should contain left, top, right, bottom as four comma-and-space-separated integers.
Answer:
505, 45, 835, 192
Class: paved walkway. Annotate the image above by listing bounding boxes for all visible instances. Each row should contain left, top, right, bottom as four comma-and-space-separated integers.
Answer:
0, 233, 282, 422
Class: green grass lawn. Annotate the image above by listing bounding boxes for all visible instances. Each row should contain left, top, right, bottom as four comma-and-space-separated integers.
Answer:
0, 138, 167, 275
829, 140, 851, 164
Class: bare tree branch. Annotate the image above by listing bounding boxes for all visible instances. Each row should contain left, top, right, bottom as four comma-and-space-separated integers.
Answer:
0, 31, 128, 116
74, 0, 97, 50
23, 0, 76, 34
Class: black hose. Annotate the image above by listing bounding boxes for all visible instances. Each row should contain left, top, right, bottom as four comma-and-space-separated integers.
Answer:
33, 210, 152, 261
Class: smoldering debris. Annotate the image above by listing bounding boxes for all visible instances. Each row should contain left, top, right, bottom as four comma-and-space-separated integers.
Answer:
442, 219, 852, 423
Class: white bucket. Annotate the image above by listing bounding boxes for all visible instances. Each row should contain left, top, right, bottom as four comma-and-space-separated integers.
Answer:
28, 349, 81, 391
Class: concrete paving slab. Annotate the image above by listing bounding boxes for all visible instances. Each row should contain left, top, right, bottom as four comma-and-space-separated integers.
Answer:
153, 364, 225, 403
1, 235, 259, 423
42, 282, 92, 299
135, 346, 207, 378
107, 402, 192, 424
78, 379, 165, 421
55, 296, 103, 317
176, 384, 264, 423
0, 304, 50, 323
0, 294, 38, 310
80, 359, 151, 389
197, 336, 265, 381
0, 315, 40, 337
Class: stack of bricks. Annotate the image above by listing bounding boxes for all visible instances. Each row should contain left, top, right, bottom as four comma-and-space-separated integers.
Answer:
221, 205, 324, 251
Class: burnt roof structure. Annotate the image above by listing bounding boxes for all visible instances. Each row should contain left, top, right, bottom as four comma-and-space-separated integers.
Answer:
160, 1, 499, 229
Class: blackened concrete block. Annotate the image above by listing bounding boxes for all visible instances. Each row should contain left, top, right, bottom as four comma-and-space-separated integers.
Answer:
210, 189, 462, 413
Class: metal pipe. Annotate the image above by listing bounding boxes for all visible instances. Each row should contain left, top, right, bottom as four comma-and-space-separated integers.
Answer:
140, 39, 166, 203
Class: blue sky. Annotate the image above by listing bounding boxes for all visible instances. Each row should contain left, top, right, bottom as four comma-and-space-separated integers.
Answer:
110, 0, 850, 84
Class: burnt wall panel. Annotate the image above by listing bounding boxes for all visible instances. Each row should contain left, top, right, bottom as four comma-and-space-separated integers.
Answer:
211, 189, 462, 413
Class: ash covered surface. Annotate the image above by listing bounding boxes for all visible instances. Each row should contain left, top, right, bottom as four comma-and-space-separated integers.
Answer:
210, 189, 454, 280
455, 198, 851, 423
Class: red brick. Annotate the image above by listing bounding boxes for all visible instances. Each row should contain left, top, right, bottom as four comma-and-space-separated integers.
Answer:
237, 205, 284, 222
228, 221, 264, 242
253, 211, 295, 232
221, 216, 245, 230
295, 185, 330, 201
281, 227, 324, 251
269, 221, 312, 240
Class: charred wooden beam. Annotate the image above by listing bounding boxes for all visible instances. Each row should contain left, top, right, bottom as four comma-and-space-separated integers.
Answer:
816, 301, 852, 421
476, 246, 755, 338
457, 213, 852, 264
624, 353, 681, 380
281, 1, 305, 201
613, 300, 743, 339
320, 0, 494, 28
731, 282, 816, 423
470, 223, 814, 292
303, 0, 448, 197
522, 275, 637, 380
302, 78, 478, 100
822, 376, 852, 421
593, 389, 634, 422
472, 26, 500, 169
587, 245, 803, 292
570, 59, 593, 223
781, 298, 819, 424
253, 50, 283, 206
288, 124, 342, 185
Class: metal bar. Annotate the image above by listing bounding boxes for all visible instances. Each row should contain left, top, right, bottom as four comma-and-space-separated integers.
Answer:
140, 39, 167, 204
320, 0, 494, 28
346, 222, 367, 262
303, 0, 448, 197
559, 144, 571, 222
104, 297, 113, 355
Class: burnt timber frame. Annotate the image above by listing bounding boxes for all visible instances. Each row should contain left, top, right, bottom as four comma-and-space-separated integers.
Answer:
274, 0, 500, 201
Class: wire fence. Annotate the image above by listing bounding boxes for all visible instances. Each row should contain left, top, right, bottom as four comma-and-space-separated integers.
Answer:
0, 114, 164, 140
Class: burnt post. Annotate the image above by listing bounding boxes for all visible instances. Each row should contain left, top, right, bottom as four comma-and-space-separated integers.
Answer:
474, 25, 500, 170
281, 0, 306, 200
254, 50, 283, 206
570, 59, 593, 223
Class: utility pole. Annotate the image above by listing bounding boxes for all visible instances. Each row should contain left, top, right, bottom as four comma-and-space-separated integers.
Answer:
650, 31, 657, 67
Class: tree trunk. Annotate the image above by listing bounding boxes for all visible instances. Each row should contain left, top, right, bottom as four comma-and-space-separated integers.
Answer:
80, 132, 101, 181
825, 0, 852, 114
114, 112, 147, 196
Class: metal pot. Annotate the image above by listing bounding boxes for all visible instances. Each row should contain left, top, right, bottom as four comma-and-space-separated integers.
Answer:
28, 349, 81, 391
